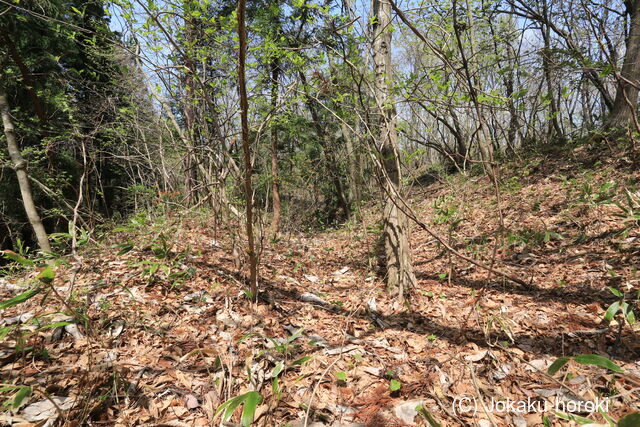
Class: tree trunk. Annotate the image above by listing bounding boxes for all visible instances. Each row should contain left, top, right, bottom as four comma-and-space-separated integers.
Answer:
448, 104, 468, 167
581, 75, 594, 130
451, 0, 494, 176
606, 0, 640, 130
341, 121, 362, 206
0, 29, 57, 171
0, 88, 52, 254
298, 71, 351, 220
487, 13, 520, 152
540, 0, 564, 141
327, 53, 363, 210
270, 60, 282, 236
182, 4, 199, 206
237, 0, 258, 297
372, 0, 416, 301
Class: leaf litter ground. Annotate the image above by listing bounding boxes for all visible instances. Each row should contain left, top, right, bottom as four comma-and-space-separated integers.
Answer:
1, 144, 639, 426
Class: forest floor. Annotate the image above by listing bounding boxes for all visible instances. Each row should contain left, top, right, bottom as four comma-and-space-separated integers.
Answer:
1, 142, 640, 426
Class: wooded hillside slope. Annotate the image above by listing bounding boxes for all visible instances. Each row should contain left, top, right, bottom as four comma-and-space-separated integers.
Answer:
1, 141, 639, 426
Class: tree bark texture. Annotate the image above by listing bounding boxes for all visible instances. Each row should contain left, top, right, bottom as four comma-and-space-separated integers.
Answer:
372, 0, 416, 300
270, 59, 281, 236
0, 88, 52, 254
606, 0, 640, 130
237, 0, 258, 296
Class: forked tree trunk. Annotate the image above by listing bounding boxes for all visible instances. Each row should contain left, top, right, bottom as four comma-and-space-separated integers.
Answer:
0, 88, 52, 254
606, 0, 640, 130
270, 59, 282, 236
372, 0, 416, 301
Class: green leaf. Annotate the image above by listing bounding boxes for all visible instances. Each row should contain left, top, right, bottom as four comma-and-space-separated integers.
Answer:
547, 357, 570, 374
240, 391, 262, 426
287, 328, 304, 343
37, 266, 55, 284
554, 411, 593, 424
512, 88, 528, 99
604, 301, 620, 322
38, 321, 73, 330
49, 232, 72, 241
0, 325, 15, 340
416, 404, 442, 427
116, 243, 134, 255
216, 394, 246, 421
12, 386, 31, 409
626, 308, 636, 325
1, 251, 34, 266
620, 412, 640, 427
0, 288, 41, 310
573, 354, 623, 373
609, 287, 623, 297
271, 362, 284, 378
389, 379, 401, 391
291, 355, 311, 365
335, 371, 347, 381
600, 63, 613, 77
621, 302, 630, 318
599, 409, 616, 426
215, 391, 262, 426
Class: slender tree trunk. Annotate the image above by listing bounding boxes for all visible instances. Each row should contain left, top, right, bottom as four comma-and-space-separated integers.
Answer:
581, 75, 594, 130
487, 15, 521, 151
341, 121, 361, 206
0, 88, 52, 254
237, 0, 258, 297
540, 1, 563, 141
298, 71, 351, 220
451, 0, 494, 175
182, 5, 199, 206
448, 105, 468, 167
270, 60, 281, 236
372, 0, 416, 301
505, 73, 520, 151
327, 53, 362, 210
0, 29, 57, 171
606, 0, 640, 130
0, 31, 47, 125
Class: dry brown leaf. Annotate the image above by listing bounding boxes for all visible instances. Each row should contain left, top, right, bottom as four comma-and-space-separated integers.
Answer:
183, 394, 199, 409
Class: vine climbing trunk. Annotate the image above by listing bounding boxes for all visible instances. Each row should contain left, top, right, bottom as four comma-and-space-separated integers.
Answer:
0, 88, 52, 254
237, 0, 258, 297
372, 0, 416, 301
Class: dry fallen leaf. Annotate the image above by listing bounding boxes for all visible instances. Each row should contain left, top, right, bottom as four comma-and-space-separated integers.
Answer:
183, 394, 199, 409
21, 397, 74, 422
464, 350, 488, 362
